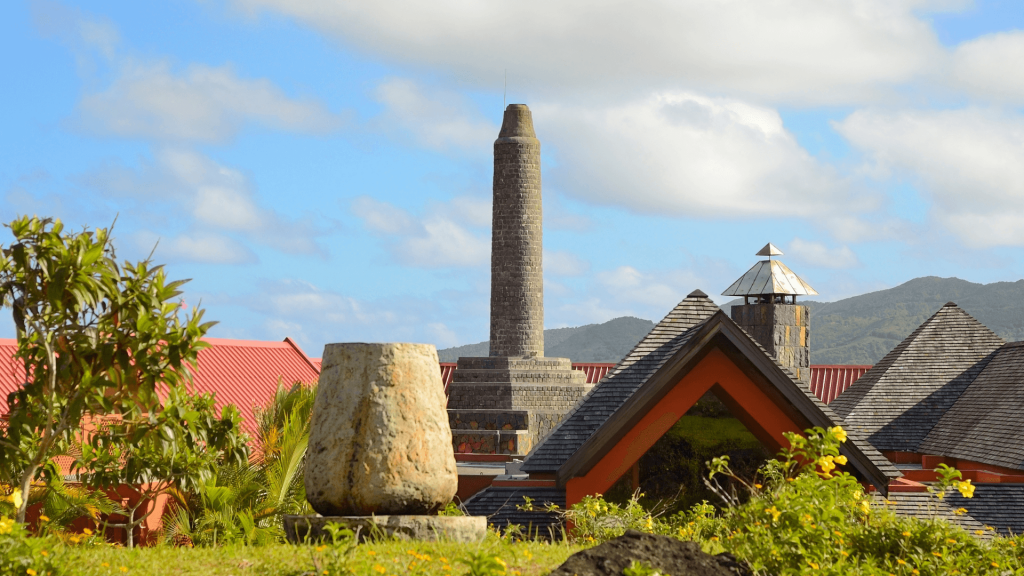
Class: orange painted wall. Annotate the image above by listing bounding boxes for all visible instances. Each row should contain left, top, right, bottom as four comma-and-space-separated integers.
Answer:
565, 348, 803, 507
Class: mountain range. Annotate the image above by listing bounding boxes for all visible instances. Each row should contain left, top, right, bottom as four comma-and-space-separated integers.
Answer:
438, 277, 1024, 366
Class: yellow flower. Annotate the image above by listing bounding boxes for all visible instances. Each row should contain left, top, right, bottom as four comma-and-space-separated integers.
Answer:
101, 563, 109, 568
808, 561, 820, 569
932, 552, 942, 557
902, 531, 911, 537
975, 530, 986, 535
120, 568, 128, 573
83, 528, 94, 535
859, 500, 871, 514
373, 565, 386, 574
765, 506, 782, 522
835, 455, 848, 466
912, 570, 919, 576
10, 490, 22, 509
897, 559, 907, 565
957, 480, 975, 498
27, 570, 36, 576
946, 538, 957, 544
754, 484, 762, 489
840, 551, 849, 557
992, 562, 1000, 568
38, 515, 49, 522
830, 426, 848, 443
40, 550, 47, 556
367, 550, 377, 556
954, 507, 968, 516
316, 545, 326, 552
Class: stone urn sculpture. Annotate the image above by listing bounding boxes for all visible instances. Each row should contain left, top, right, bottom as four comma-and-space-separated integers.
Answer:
305, 342, 458, 515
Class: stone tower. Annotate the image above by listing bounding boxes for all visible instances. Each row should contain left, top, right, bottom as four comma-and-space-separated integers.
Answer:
446, 104, 590, 457
722, 243, 817, 384
490, 104, 544, 358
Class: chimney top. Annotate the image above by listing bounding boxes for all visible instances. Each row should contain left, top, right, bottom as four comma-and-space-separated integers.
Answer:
722, 243, 818, 298
687, 289, 708, 298
498, 104, 537, 139
756, 242, 784, 258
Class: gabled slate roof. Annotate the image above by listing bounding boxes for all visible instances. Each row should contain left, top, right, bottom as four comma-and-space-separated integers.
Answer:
829, 303, 1005, 453
462, 486, 565, 535
521, 290, 720, 473
522, 290, 900, 494
920, 342, 1024, 470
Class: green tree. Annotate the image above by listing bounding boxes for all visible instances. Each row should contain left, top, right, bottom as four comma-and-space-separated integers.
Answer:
0, 216, 213, 523
75, 386, 248, 547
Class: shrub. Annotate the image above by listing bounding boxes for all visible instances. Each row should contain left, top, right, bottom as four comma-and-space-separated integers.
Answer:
565, 426, 1024, 575
0, 515, 60, 576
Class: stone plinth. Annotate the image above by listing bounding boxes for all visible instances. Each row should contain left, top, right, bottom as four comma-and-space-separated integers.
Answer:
447, 356, 590, 456
305, 343, 457, 516
731, 304, 810, 384
283, 515, 486, 543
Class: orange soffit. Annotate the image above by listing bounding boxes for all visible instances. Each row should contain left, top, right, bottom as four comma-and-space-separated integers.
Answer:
566, 349, 803, 505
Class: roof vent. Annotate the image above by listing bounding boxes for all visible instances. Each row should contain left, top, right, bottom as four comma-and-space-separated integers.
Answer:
722, 243, 818, 305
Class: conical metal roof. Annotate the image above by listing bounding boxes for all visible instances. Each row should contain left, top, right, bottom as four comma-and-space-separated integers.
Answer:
722, 246, 818, 297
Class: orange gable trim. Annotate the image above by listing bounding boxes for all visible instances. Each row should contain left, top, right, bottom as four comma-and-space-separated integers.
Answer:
554, 312, 898, 504
566, 348, 802, 504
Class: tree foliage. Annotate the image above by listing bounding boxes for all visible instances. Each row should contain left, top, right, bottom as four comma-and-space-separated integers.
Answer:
0, 216, 220, 526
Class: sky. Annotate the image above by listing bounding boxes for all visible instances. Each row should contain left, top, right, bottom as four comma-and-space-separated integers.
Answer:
3, 0, 1024, 357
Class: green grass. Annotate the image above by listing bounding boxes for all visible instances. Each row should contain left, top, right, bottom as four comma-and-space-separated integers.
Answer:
60, 537, 584, 576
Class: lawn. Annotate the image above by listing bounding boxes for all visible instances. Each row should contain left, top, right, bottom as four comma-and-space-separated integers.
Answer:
61, 537, 585, 576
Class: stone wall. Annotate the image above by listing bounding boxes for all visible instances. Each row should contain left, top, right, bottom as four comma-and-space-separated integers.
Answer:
731, 303, 810, 384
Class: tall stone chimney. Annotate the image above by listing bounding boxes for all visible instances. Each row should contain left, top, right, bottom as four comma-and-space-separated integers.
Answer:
490, 104, 543, 358
722, 243, 817, 384
446, 104, 590, 457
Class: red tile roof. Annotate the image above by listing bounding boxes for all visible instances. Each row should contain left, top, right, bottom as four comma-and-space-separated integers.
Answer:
0, 337, 321, 438
809, 365, 872, 404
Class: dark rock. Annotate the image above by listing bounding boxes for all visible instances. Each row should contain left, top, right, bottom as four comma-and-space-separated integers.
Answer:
548, 530, 752, 576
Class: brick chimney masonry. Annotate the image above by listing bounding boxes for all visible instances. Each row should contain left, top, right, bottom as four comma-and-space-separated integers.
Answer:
490, 104, 543, 359
447, 104, 589, 458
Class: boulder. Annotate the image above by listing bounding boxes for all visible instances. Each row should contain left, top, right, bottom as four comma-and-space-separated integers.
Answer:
305, 343, 457, 516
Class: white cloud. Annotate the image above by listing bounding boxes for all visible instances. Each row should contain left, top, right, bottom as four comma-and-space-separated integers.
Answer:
836, 107, 1024, 247
82, 148, 325, 256
76, 61, 342, 143
373, 78, 496, 153
544, 250, 589, 277
351, 196, 490, 268
134, 230, 258, 264
32, 0, 120, 60
537, 92, 861, 218
786, 238, 860, 269
231, 0, 953, 105
597, 265, 703, 309
952, 32, 1024, 103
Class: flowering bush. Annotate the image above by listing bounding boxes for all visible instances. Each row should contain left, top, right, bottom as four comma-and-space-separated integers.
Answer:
565, 426, 1024, 575
0, 516, 60, 576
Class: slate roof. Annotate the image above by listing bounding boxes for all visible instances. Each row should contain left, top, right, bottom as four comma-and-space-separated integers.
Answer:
521, 290, 899, 494
462, 486, 565, 536
521, 290, 721, 473
829, 303, 1005, 453
920, 342, 1024, 469
872, 491, 987, 536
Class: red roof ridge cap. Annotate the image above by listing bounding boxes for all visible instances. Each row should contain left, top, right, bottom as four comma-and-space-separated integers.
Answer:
283, 337, 320, 374
201, 337, 294, 348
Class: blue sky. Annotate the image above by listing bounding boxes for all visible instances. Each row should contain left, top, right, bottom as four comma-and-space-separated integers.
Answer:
3, 0, 1024, 357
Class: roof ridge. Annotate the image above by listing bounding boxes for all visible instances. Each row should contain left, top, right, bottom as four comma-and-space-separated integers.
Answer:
830, 303, 1003, 416
828, 302, 1005, 452
521, 292, 720, 471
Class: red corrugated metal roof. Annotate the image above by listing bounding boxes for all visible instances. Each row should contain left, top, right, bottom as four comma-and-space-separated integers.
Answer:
0, 337, 321, 438
809, 365, 872, 404
572, 363, 615, 384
